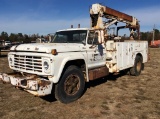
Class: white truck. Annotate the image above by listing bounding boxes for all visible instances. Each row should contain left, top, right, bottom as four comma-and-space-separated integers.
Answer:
0, 40, 12, 50
0, 3, 148, 103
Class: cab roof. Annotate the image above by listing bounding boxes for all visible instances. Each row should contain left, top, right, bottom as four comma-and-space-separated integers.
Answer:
57, 28, 91, 32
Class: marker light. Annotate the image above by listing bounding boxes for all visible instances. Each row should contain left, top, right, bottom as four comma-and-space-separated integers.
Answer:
51, 49, 57, 55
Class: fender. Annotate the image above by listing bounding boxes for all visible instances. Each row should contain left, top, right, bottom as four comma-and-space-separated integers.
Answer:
48, 53, 88, 83
132, 52, 143, 64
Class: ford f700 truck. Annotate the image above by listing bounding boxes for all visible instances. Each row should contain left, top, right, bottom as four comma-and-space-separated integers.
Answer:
0, 3, 148, 103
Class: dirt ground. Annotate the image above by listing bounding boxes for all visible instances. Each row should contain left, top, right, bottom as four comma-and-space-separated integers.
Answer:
0, 48, 160, 119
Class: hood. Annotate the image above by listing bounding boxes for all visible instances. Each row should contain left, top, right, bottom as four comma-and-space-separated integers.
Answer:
10, 43, 84, 53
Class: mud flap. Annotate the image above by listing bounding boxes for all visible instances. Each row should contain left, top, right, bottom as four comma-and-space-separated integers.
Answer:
0, 73, 53, 96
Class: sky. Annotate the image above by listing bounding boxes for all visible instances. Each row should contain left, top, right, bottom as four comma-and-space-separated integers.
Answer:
0, 0, 160, 36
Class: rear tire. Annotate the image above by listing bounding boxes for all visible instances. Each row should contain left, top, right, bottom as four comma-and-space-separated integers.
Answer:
130, 55, 142, 76
55, 65, 85, 104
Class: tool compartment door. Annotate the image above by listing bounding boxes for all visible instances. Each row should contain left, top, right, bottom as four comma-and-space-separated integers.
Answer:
116, 42, 134, 70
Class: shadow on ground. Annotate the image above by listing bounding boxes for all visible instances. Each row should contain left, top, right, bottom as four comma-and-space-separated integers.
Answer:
0, 55, 7, 57
87, 71, 128, 88
41, 71, 129, 103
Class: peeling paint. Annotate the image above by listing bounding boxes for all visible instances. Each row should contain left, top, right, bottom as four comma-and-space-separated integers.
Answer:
0, 73, 52, 96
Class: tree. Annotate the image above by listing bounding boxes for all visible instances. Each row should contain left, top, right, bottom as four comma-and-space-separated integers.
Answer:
9, 33, 18, 42
18, 33, 23, 38
1, 31, 9, 41
154, 29, 159, 40
23, 34, 29, 43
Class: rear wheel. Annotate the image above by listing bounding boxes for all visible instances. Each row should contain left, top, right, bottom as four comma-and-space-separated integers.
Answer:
130, 55, 142, 76
55, 65, 85, 103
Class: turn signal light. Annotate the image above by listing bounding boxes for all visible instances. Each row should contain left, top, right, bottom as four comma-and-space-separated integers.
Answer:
51, 49, 57, 55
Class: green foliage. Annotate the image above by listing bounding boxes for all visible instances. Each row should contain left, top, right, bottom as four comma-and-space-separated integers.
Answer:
140, 29, 160, 43
0, 29, 160, 44
0, 31, 9, 41
154, 29, 160, 40
0, 32, 42, 43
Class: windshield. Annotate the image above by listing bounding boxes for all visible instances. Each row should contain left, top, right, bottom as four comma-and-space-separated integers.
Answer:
51, 30, 87, 43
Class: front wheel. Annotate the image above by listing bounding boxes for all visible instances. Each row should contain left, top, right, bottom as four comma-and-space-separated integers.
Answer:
130, 55, 143, 76
55, 65, 85, 103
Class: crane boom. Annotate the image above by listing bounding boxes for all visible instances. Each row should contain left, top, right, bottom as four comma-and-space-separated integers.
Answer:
90, 3, 140, 39
104, 6, 133, 22
90, 3, 139, 28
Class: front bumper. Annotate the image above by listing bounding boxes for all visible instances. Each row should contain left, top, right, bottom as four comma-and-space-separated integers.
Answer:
0, 72, 53, 96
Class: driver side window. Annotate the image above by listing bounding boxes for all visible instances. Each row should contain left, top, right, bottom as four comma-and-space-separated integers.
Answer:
87, 31, 98, 45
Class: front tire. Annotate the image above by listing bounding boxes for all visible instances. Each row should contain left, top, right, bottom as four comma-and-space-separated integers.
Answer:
130, 55, 142, 76
55, 65, 85, 103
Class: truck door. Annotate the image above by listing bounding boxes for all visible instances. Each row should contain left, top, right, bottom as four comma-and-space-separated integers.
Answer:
86, 30, 106, 69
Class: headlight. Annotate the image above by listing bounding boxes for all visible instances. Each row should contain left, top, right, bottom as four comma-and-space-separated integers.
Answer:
9, 57, 13, 64
44, 61, 49, 70
8, 55, 14, 66
43, 59, 51, 73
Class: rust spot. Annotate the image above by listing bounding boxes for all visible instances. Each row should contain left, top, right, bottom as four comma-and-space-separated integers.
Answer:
35, 47, 39, 50
89, 67, 109, 80
38, 80, 51, 87
105, 6, 133, 22
106, 50, 117, 52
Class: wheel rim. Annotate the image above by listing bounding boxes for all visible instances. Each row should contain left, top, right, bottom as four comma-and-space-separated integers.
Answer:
136, 60, 141, 72
64, 74, 80, 96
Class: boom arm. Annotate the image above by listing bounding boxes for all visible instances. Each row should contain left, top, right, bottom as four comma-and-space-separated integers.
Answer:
90, 3, 140, 39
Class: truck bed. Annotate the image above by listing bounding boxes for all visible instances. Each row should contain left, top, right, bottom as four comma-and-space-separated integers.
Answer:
106, 40, 148, 73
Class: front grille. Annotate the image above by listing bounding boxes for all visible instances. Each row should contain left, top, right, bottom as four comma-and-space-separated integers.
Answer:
13, 55, 42, 73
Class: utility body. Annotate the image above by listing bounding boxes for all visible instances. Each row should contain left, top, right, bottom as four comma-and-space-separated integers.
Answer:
0, 3, 148, 103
